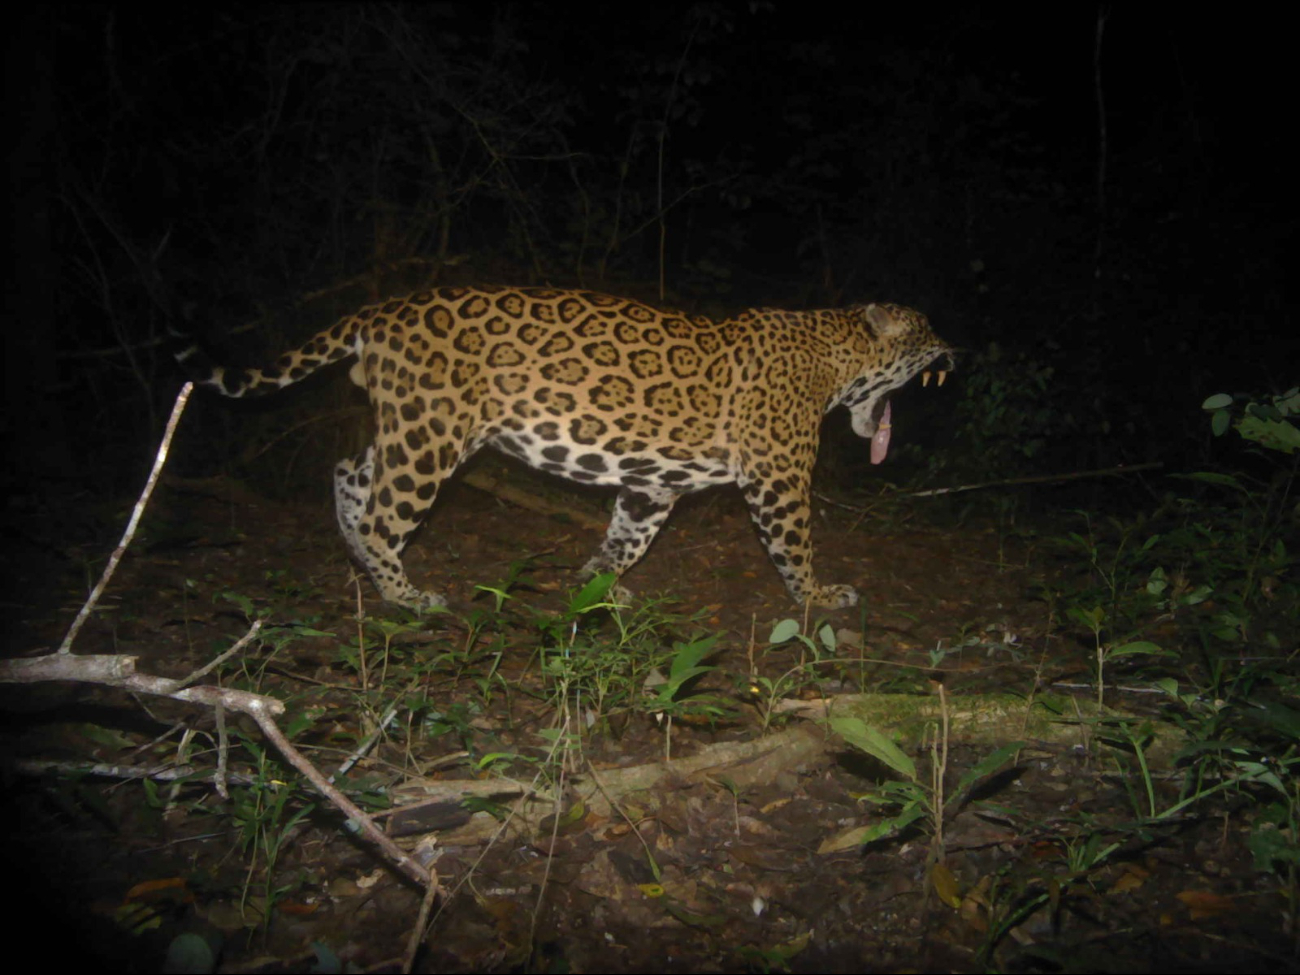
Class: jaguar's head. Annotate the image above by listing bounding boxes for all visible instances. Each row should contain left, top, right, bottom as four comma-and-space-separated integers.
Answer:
840, 303, 955, 463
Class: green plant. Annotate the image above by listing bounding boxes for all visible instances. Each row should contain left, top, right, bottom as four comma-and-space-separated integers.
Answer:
971, 839, 1122, 973
338, 614, 427, 697
1194, 388, 1299, 620
643, 633, 723, 719
262, 568, 322, 606
1156, 667, 1300, 930
1058, 510, 1165, 628
768, 617, 837, 662
533, 574, 723, 740
228, 737, 316, 931
1049, 439, 1294, 698
746, 618, 840, 731
968, 703, 1300, 970
735, 930, 811, 973
1204, 387, 1300, 454
830, 708, 1023, 857
946, 620, 1026, 661
1249, 782, 1300, 936
1064, 603, 1164, 708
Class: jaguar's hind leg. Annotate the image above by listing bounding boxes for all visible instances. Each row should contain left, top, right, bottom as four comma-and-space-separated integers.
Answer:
350, 433, 466, 611
581, 485, 680, 601
334, 446, 374, 567
334, 443, 448, 610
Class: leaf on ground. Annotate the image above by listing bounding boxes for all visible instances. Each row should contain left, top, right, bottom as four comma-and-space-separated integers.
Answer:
931, 860, 962, 908
1175, 889, 1235, 919
817, 824, 875, 853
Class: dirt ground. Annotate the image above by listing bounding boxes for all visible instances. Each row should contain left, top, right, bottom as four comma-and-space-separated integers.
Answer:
2, 466, 1294, 973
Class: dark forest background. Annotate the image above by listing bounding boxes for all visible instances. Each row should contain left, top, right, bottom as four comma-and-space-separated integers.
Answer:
7, 4, 1295, 498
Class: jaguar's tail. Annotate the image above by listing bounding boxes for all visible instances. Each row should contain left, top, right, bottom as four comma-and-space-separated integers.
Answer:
171, 308, 363, 399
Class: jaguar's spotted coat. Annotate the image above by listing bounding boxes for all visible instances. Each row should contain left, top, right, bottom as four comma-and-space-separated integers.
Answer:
178, 286, 953, 609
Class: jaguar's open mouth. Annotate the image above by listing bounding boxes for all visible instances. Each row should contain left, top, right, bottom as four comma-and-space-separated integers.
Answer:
869, 355, 954, 464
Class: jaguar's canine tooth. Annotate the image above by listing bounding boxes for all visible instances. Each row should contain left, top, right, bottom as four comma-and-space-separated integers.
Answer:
922, 370, 932, 387
937, 369, 948, 387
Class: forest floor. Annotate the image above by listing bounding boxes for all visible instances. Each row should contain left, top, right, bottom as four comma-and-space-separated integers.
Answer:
2, 464, 1294, 973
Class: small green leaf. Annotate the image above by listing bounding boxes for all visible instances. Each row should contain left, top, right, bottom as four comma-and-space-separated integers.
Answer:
1146, 567, 1167, 595
1235, 761, 1287, 796
831, 716, 917, 779
570, 573, 618, 613
854, 818, 905, 846
669, 634, 721, 680
817, 623, 836, 653
1253, 701, 1300, 741
1238, 414, 1300, 453
165, 933, 218, 974
1186, 471, 1245, 491
220, 591, 257, 617
953, 742, 1026, 797
1201, 393, 1233, 410
769, 619, 801, 644
1108, 640, 1164, 658
1249, 821, 1300, 872
1068, 605, 1105, 630
818, 824, 877, 853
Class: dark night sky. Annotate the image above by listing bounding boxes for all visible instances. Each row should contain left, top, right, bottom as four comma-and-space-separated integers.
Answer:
41, 6, 1292, 283
47, 7, 1291, 227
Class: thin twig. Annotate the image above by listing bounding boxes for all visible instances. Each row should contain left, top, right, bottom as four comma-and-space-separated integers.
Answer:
233, 689, 432, 887
172, 619, 264, 689
213, 703, 229, 799
7, 757, 257, 787
59, 382, 194, 653
403, 873, 443, 974
905, 462, 1163, 499
813, 489, 891, 514
332, 687, 408, 782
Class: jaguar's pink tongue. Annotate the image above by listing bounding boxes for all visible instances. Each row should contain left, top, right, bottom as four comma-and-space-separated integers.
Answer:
870, 401, 892, 465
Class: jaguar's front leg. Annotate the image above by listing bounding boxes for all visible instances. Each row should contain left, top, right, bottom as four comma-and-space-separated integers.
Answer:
739, 473, 859, 609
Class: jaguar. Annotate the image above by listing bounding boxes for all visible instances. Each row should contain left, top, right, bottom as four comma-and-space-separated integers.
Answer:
177, 286, 953, 609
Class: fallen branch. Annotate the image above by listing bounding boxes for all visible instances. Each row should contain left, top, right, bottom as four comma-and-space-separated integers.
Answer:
0, 649, 433, 887
906, 461, 1164, 498
462, 467, 608, 532
7, 382, 436, 892
397, 683, 1193, 848
398, 723, 828, 846
8, 757, 257, 787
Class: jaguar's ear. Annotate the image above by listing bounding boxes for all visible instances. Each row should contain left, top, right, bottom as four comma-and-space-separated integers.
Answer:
863, 303, 906, 339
